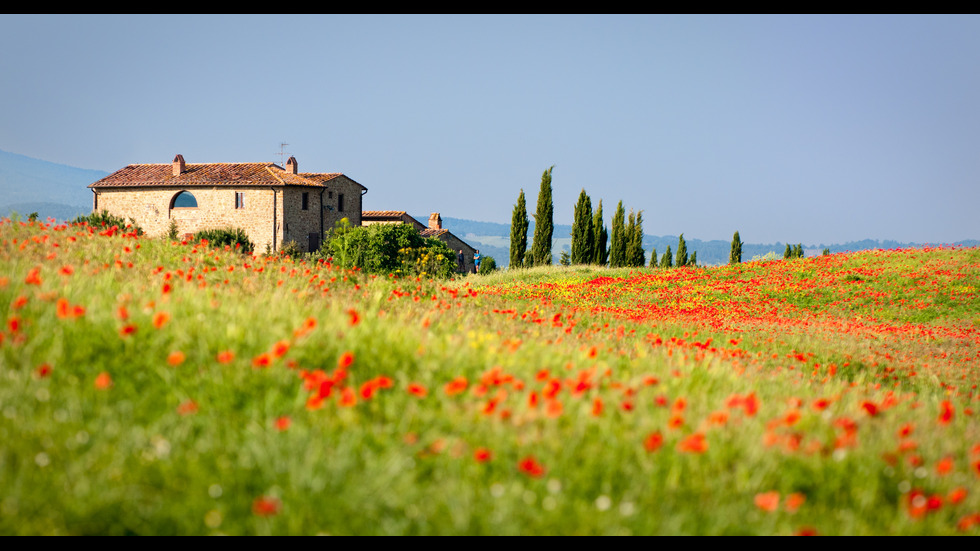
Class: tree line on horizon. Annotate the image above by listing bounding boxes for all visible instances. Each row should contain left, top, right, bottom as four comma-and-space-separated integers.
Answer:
508, 167, 757, 270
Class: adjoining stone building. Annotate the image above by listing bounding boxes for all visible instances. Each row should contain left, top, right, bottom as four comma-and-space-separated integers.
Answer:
88, 154, 366, 253
362, 211, 477, 273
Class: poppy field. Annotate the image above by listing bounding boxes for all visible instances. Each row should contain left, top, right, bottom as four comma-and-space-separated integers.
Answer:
1, 217, 979, 535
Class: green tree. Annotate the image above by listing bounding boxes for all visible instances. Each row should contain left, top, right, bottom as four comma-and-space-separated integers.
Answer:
729, 231, 743, 265
592, 200, 608, 266
570, 189, 594, 264
660, 245, 673, 269
509, 189, 529, 268
624, 210, 646, 267
529, 166, 554, 266
676, 233, 688, 267
649, 247, 658, 268
784, 244, 792, 259
689, 250, 697, 267
609, 200, 626, 268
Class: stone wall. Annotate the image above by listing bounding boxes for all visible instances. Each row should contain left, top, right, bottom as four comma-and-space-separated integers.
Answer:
94, 186, 284, 253
438, 232, 477, 274
93, 176, 364, 254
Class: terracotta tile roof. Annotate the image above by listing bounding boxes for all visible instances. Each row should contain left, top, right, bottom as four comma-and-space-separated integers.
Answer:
362, 210, 409, 219
89, 162, 362, 189
421, 228, 449, 238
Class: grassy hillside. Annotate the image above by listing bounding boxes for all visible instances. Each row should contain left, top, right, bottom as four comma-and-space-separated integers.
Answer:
1, 217, 979, 535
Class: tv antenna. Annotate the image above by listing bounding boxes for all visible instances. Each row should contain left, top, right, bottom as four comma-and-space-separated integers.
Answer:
277, 142, 289, 167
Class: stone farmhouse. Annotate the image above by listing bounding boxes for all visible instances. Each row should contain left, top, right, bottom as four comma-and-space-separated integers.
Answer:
362, 211, 477, 273
88, 155, 476, 269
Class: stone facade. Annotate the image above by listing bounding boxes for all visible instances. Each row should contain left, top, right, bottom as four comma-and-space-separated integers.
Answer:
89, 156, 365, 254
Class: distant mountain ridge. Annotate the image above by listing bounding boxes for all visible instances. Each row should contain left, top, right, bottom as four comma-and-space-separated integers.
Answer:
2, 149, 975, 267
422, 218, 980, 268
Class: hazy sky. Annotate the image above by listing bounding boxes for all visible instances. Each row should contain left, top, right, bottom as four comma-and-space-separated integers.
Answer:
1, 14, 978, 245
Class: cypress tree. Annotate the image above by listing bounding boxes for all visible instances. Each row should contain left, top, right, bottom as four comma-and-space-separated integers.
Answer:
529, 166, 554, 266
676, 233, 688, 267
609, 200, 626, 268
784, 244, 792, 259
628, 211, 646, 267
592, 200, 608, 266
689, 251, 697, 267
570, 189, 594, 264
649, 247, 658, 268
624, 211, 637, 267
729, 231, 743, 265
660, 245, 673, 269
509, 189, 528, 268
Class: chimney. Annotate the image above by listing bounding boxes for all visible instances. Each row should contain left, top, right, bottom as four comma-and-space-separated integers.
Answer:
285, 156, 298, 174
428, 213, 442, 230
172, 154, 185, 176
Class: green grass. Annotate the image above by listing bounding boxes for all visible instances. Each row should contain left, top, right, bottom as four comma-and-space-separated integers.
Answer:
1, 220, 978, 534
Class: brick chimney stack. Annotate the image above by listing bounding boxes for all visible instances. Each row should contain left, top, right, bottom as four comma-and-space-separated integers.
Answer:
286, 156, 298, 174
428, 213, 442, 230
172, 154, 185, 176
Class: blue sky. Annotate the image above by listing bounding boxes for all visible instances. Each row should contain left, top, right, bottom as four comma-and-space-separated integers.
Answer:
1, 14, 978, 245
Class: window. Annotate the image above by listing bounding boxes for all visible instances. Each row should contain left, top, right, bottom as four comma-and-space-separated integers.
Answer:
328, 191, 333, 199
172, 191, 198, 208
235, 192, 245, 209
301, 192, 309, 211
338, 193, 344, 212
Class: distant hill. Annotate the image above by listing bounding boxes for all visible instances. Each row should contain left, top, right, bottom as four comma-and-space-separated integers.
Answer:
0, 149, 107, 221
431, 216, 979, 268
2, 150, 975, 265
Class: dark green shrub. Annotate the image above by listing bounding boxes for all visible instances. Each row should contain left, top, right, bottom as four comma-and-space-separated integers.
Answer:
71, 210, 144, 235
192, 227, 254, 254
479, 255, 497, 274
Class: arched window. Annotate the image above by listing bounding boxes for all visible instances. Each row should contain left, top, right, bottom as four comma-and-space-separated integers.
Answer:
171, 191, 198, 208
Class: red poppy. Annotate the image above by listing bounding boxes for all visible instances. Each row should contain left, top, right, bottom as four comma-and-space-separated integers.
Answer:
94, 372, 113, 390
252, 496, 281, 517
936, 456, 954, 476
216, 350, 235, 364
119, 324, 137, 338
677, 433, 708, 454
24, 266, 42, 285
167, 351, 186, 366
517, 456, 546, 478
407, 383, 428, 398
36, 363, 52, 378
177, 400, 198, 416
785, 492, 806, 513
252, 353, 272, 368
152, 311, 170, 329
592, 397, 604, 417
347, 308, 360, 327
473, 448, 492, 463
337, 351, 355, 370
444, 376, 468, 396
274, 416, 291, 431
938, 401, 955, 425
643, 431, 664, 452
339, 387, 357, 407
949, 487, 968, 505
271, 340, 290, 359
754, 491, 780, 512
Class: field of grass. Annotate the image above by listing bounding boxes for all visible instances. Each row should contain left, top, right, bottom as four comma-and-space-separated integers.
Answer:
1, 217, 979, 535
